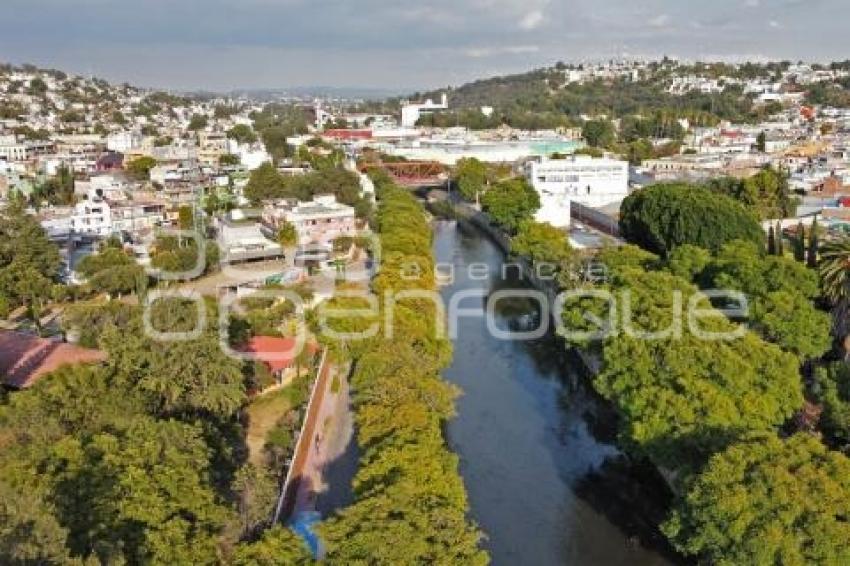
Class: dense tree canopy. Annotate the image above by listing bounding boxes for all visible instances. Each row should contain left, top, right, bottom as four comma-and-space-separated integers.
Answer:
704, 167, 798, 220
562, 246, 803, 473
481, 178, 540, 234
318, 185, 487, 564
511, 220, 572, 267
0, 201, 60, 315
619, 183, 764, 256
126, 156, 157, 181
664, 433, 850, 565
453, 157, 488, 201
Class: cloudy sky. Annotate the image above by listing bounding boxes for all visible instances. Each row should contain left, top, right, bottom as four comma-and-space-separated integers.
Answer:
0, 0, 847, 92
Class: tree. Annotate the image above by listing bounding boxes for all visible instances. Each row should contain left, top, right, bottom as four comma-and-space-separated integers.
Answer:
619, 183, 764, 256
178, 205, 194, 230
480, 178, 540, 233
818, 235, 850, 345
775, 221, 784, 256
227, 124, 258, 145
0, 202, 60, 316
704, 168, 797, 219
816, 362, 850, 446
767, 225, 776, 255
581, 119, 616, 147
808, 218, 820, 269
0, 480, 71, 565
317, 185, 486, 563
794, 223, 807, 262
219, 154, 240, 167
664, 433, 850, 564
590, 273, 802, 471
233, 527, 313, 565
188, 113, 208, 131
48, 418, 230, 564
703, 240, 828, 359
126, 156, 157, 181
244, 162, 288, 204
755, 130, 766, 152
453, 157, 488, 202
277, 221, 297, 247
511, 220, 572, 266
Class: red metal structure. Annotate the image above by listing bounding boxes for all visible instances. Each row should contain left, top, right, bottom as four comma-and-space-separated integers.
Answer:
359, 160, 447, 187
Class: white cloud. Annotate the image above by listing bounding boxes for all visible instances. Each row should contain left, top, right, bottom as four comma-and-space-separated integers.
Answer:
744, 0, 760, 7
464, 44, 540, 58
648, 14, 671, 28
769, 20, 782, 28
519, 10, 545, 30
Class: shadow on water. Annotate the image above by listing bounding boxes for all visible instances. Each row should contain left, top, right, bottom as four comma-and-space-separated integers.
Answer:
435, 219, 685, 566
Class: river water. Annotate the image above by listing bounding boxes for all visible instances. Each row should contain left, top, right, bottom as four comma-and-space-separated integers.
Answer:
434, 219, 674, 566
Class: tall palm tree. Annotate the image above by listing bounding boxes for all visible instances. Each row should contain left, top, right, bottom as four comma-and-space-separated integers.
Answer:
818, 237, 850, 349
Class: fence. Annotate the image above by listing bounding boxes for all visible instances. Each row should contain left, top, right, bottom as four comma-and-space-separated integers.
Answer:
272, 347, 331, 524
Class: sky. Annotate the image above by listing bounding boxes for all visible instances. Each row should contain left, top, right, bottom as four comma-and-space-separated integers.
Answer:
0, 0, 848, 92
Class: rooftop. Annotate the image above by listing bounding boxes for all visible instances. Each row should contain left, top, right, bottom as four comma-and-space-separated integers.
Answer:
0, 330, 107, 389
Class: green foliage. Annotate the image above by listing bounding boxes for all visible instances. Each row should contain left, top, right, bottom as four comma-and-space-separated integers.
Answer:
582, 119, 616, 147
233, 526, 313, 565
277, 221, 297, 247
589, 268, 802, 472
480, 178, 540, 233
0, 479, 71, 565
126, 156, 157, 181
819, 235, 850, 307
681, 240, 829, 359
188, 113, 209, 130
453, 157, 488, 201
150, 236, 219, 277
664, 433, 850, 565
0, 201, 61, 313
251, 103, 310, 161
244, 162, 287, 203
816, 362, 850, 446
228, 124, 258, 145
703, 167, 797, 219
619, 183, 764, 256
318, 185, 487, 564
511, 220, 572, 266
178, 205, 194, 230
32, 164, 75, 206
220, 153, 240, 167
0, 354, 241, 565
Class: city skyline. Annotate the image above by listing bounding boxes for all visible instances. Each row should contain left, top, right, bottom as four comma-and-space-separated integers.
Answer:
1, 0, 849, 92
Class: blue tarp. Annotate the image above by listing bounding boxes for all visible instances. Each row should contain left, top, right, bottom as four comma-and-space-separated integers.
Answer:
289, 511, 322, 558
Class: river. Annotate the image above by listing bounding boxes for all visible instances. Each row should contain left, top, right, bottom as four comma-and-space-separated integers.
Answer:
434, 219, 675, 566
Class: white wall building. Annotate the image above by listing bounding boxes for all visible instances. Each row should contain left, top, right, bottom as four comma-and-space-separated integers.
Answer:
107, 131, 142, 153
262, 194, 357, 247
400, 93, 448, 128
526, 156, 629, 227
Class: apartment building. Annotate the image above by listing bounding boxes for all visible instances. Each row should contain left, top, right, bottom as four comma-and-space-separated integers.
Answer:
261, 194, 357, 247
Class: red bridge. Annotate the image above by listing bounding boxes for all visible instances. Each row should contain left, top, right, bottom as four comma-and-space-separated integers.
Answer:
359, 160, 448, 188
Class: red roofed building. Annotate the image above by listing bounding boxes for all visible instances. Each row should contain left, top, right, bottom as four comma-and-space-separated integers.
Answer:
0, 330, 107, 389
322, 129, 372, 142
240, 336, 318, 386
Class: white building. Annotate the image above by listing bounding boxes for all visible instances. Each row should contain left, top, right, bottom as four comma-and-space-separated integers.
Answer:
69, 189, 166, 237
262, 194, 357, 247
107, 131, 142, 153
0, 135, 28, 162
526, 156, 629, 227
400, 94, 448, 128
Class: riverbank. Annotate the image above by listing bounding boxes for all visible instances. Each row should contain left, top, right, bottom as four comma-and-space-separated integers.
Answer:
431, 218, 681, 565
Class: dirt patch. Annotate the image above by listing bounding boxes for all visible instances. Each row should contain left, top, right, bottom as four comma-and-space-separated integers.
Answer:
244, 388, 293, 467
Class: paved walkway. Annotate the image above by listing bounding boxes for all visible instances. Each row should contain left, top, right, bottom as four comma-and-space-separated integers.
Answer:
291, 364, 354, 517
